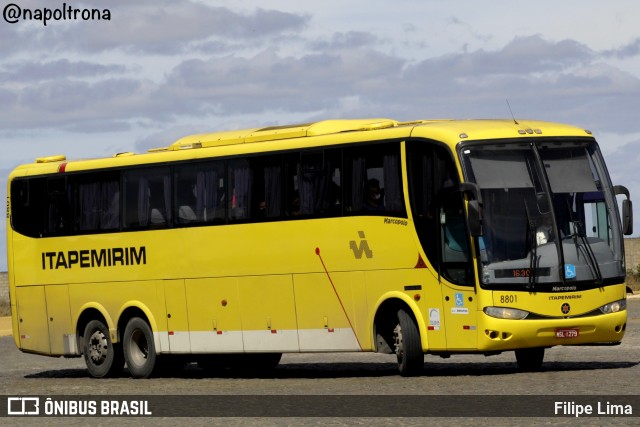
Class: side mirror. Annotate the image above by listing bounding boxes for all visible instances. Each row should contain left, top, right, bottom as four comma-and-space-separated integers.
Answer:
622, 199, 633, 235
467, 199, 483, 236
460, 182, 483, 236
614, 185, 633, 235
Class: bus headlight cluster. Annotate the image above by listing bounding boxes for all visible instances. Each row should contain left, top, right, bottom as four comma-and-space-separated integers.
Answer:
599, 299, 627, 314
484, 307, 529, 320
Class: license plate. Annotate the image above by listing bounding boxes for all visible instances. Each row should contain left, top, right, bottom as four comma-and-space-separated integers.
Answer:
555, 328, 579, 338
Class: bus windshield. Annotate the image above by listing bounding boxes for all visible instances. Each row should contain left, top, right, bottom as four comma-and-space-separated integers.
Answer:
461, 139, 626, 289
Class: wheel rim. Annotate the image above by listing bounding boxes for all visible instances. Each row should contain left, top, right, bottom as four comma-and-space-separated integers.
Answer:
88, 329, 108, 366
128, 328, 149, 367
393, 323, 404, 362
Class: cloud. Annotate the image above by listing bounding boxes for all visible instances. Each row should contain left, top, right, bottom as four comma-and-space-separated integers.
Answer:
308, 31, 382, 50
3, 34, 640, 135
0, 77, 160, 131
158, 48, 404, 115
601, 38, 640, 59
0, 59, 126, 82
36, 1, 310, 55
406, 35, 593, 83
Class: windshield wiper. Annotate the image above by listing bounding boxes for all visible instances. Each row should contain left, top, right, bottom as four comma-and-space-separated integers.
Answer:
570, 221, 602, 284
565, 200, 602, 284
524, 201, 539, 290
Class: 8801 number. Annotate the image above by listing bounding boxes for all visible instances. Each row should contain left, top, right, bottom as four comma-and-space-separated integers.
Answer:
499, 295, 517, 304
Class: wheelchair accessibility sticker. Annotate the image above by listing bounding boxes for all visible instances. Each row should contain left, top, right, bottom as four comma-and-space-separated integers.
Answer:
564, 264, 576, 280
451, 292, 469, 314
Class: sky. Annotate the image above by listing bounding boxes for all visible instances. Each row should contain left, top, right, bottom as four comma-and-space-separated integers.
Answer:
1, 0, 640, 271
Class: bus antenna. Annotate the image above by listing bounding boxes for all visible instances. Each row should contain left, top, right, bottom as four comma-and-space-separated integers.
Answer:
506, 99, 519, 125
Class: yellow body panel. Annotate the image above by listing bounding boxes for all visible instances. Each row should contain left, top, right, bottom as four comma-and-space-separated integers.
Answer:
15, 286, 50, 354
44, 285, 73, 355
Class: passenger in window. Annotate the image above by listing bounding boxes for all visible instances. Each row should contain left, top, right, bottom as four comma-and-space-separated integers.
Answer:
257, 200, 267, 218
363, 178, 384, 211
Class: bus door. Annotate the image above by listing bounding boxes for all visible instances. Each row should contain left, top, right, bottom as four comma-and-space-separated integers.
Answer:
406, 140, 477, 351
437, 191, 478, 351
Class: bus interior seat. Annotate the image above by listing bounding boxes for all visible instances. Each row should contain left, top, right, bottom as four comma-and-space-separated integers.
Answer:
178, 205, 197, 223
150, 208, 166, 225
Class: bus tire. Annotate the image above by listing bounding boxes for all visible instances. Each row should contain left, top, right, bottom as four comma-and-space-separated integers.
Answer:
82, 319, 124, 378
123, 317, 157, 379
394, 309, 424, 376
515, 347, 545, 371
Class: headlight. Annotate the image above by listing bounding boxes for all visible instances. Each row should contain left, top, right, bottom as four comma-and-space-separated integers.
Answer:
484, 306, 529, 320
599, 299, 627, 314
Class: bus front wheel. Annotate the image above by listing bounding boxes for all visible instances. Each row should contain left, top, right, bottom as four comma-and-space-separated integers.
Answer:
393, 309, 424, 376
515, 347, 545, 371
82, 319, 124, 378
123, 317, 157, 378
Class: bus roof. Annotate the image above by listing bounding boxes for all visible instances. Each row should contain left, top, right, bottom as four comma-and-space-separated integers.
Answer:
10, 118, 593, 177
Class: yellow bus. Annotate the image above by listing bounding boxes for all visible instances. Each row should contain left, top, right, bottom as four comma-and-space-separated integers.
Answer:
6, 118, 633, 378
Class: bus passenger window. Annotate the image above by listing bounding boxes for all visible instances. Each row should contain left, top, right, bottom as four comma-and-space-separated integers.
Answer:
77, 174, 119, 232
344, 142, 404, 216
229, 160, 252, 221
284, 149, 341, 218
176, 161, 226, 224
123, 168, 171, 229
249, 155, 282, 220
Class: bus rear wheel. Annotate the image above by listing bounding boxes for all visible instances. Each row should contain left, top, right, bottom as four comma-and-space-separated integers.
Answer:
82, 319, 124, 378
393, 309, 424, 376
123, 317, 157, 378
515, 347, 545, 371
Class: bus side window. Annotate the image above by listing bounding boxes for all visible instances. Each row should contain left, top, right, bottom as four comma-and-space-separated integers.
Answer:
344, 142, 404, 216
123, 168, 171, 229
43, 177, 71, 234
228, 159, 252, 221
11, 178, 46, 237
176, 161, 226, 224
284, 149, 341, 218
76, 173, 119, 232
250, 155, 282, 220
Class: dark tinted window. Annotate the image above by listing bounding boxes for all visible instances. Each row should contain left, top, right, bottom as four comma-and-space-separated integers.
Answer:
284, 149, 342, 218
344, 143, 404, 216
123, 168, 170, 229
175, 161, 226, 224
76, 173, 119, 233
10, 140, 406, 238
